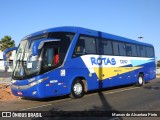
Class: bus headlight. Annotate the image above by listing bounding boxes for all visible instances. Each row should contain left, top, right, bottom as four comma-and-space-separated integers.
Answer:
11, 77, 49, 90
30, 81, 37, 87
29, 77, 49, 87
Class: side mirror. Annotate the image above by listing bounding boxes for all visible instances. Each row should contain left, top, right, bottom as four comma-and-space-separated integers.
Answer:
3, 47, 17, 61
32, 38, 60, 56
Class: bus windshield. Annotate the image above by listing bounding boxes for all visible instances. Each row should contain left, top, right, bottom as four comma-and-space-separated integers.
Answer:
13, 39, 41, 79
12, 32, 75, 79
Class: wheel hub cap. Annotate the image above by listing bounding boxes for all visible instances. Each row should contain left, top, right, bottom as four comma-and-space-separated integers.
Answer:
139, 77, 143, 84
73, 83, 82, 95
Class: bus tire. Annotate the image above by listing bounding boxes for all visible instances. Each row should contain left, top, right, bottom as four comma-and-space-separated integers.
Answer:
135, 74, 144, 87
69, 78, 85, 98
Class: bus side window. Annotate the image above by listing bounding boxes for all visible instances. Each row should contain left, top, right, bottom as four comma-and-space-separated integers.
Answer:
126, 44, 132, 56
99, 39, 113, 55
73, 35, 96, 57
137, 45, 141, 57
119, 42, 126, 56
84, 37, 96, 54
139, 46, 146, 57
113, 42, 119, 56
74, 39, 85, 57
131, 44, 137, 57
43, 48, 54, 67
146, 46, 154, 58
137, 45, 147, 57
42, 47, 60, 73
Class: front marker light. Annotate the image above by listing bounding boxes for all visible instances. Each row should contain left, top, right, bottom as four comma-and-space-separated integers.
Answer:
11, 80, 17, 84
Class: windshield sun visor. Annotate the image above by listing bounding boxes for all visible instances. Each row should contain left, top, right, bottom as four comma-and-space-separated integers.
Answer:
32, 38, 61, 56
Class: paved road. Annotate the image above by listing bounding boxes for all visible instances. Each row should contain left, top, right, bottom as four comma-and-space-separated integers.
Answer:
0, 77, 160, 120
0, 72, 11, 84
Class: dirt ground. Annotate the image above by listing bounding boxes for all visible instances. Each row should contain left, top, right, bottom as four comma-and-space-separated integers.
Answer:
0, 84, 18, 101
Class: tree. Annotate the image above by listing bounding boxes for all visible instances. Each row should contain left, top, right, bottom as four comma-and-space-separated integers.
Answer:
0, 36, 15, 61
0, 36, 15, 51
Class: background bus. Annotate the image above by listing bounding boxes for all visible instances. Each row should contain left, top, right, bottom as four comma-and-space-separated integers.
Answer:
4, 26, 156, 99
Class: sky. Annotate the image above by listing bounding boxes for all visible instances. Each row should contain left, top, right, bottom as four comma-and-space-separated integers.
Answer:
0, 0, 160, 59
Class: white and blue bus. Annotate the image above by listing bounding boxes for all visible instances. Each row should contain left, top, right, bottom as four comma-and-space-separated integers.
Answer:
4, 26, 156, 98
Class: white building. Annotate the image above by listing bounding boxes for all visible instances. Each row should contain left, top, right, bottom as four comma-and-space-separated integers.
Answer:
0, 50, 16, 72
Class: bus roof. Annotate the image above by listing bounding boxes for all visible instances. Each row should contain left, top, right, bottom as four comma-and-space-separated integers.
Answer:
24, 26, 153, 47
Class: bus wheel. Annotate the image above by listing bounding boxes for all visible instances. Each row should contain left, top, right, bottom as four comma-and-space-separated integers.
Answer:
136, 74, 144, 87
70, 79, 85, 98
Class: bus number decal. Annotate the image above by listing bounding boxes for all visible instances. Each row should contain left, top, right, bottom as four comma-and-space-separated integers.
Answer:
120, 60, 128, 64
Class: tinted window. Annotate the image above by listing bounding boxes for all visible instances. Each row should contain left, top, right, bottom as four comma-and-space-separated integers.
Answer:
119, 43, 126, 56
137, 45, 141, 57
48, 32, 75, 61
73, 35, 96, 57
137, 45, 146, 57
146, 46, 154, 57
126, 44, 137, 57
131, 44, 137, 57
44, 48, 54, 67
141, 46, 146, 57
126, 44, 132, 56
99, 39, 113, 55
113, 42, 119, 56
40, 32, 75, 73
41, 43, 60, 73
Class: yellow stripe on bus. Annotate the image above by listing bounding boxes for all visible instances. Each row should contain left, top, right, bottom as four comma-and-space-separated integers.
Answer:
94, 67, 142, 80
